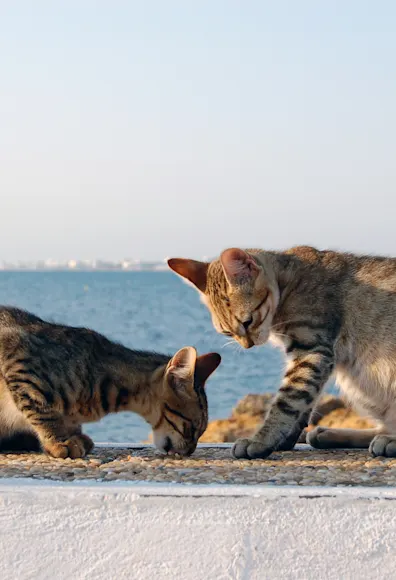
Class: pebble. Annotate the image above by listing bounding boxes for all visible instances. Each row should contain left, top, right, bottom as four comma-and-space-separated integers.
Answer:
0, 446, 395, 487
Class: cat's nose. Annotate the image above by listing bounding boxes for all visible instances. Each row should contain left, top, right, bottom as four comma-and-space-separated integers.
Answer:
241, 336, 254, 349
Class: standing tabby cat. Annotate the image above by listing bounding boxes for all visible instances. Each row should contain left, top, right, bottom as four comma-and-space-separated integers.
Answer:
169, 246, 396, 459
0, 307, 220, 458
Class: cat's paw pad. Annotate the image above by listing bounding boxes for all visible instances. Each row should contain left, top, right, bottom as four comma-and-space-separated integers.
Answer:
306, 426, 329, 449
369, 435, 396, 458
45, 434, 92, 459
232, 438, 274, 460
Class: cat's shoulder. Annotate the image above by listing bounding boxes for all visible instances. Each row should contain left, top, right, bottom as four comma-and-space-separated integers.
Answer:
285, 245, 322, 261
0, 306, 46, 328
284, 245, 355, 267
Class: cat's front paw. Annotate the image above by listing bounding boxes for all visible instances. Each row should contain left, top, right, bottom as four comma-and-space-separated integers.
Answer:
45, 434, 94, 459
369, 435, 396, 458
232, 438, 274, 460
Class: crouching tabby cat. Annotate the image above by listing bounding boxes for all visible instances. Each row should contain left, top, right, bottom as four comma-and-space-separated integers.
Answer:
169, 246, 396, 459
0, 306, 220, 458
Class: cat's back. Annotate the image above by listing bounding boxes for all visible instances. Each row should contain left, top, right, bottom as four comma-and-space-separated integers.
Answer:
286, 246, 396, 290
0, 306, 106, 363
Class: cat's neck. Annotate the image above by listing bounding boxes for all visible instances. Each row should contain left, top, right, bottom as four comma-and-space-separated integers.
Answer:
256, 250, 311, 333
253, 251, 296, 311
100, 341, 171, 425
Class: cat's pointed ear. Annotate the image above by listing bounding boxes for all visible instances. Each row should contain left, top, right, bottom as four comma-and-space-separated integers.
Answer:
165, 346, 197, 392
220, 248, 259, 285
167, 258, 208, 293
194, 352, 221, 386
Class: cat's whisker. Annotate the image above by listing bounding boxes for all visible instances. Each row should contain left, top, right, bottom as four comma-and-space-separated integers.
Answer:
270, 318, 302, 330
221, 339, 236, 349
220, 339, 243, 354
273, 332, 289, 339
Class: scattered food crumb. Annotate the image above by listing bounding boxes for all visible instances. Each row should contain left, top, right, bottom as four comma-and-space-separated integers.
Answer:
0, 445, 395, 486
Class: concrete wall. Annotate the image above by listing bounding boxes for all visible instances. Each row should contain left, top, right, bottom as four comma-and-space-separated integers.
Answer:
0, 481, 395, 580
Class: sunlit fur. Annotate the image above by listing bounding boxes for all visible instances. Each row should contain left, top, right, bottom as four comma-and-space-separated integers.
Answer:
0, 307, 220, 458
169, 246, 396, 459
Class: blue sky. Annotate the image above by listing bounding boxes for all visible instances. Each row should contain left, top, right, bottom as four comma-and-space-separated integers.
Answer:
1, 1, 395, 261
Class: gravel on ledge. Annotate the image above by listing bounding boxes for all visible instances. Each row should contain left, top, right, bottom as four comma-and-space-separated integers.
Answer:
0, 444, 395, 486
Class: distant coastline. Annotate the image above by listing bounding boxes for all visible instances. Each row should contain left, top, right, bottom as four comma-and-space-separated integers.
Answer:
0, 256, 212, 272
0, 261, 170, 272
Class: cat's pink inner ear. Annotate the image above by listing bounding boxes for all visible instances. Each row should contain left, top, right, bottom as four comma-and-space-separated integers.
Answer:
220, 248, 259, 284
167, 347, 197, 383
167, 258, 208, 292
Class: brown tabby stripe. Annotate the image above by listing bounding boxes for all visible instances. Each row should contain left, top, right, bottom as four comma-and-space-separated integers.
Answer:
14, 368, 55, 392
286, 340, 317, 353
163, 414, 184, 437
3, 357, 35, 373
276, 400, 300, 417
32, 414, 57, 424
99, 375, 112, 413
86, 366, 96, 398
280, 388, 314, 404
283, 377, 322, 391
286, 340, 333, 356
285, 360, 321, 375
66, 373, 79, 394
15, 392, 36, 412
253, 292, 269, 312
279, 384, 314, 398
195, 389, 208, 432
164, 403, 192, 423
8, 378, 55, 405
313, 344, 334, 356
56, 383, 70, 413
284, 377, 309, 386
152, 413, 164, 431
115, 387, 129, 410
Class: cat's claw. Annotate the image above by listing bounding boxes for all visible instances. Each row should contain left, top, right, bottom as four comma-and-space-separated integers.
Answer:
232, 438, 274, 459
369, 434, 396, 458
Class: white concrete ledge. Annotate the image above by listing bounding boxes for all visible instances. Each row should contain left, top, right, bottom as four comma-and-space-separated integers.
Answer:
1, 479, 395, 580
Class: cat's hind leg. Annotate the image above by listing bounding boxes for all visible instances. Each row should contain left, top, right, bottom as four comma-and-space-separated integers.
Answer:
307, 427, 380, 449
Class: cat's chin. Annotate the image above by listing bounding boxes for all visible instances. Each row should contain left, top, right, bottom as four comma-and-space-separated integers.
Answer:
238, 335, 268, 349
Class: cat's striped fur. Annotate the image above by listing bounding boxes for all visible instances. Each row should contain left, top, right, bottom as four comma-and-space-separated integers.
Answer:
169, 246, 396, 459
0, 307, 220, 458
